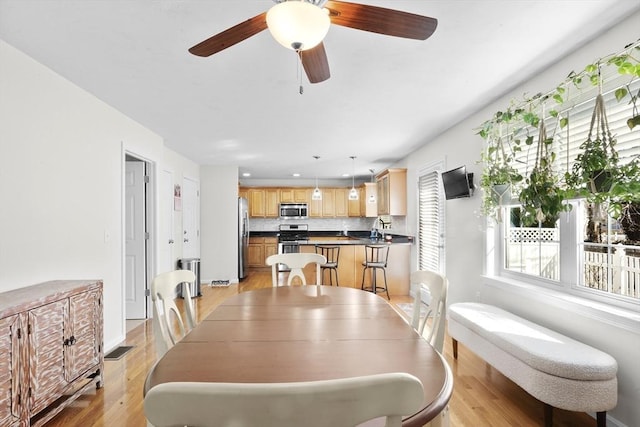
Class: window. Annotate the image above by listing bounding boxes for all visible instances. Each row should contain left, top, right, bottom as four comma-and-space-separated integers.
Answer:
496, 78, 640, 307
418, 162, 445, 273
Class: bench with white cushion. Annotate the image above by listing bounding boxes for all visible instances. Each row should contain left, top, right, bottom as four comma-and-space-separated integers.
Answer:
447, 302, 617, 427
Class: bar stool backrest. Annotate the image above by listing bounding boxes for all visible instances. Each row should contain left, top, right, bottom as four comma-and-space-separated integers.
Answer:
364, 245, 390, 267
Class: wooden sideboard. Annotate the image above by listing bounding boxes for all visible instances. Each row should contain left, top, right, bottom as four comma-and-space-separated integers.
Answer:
0, 280, 103, 427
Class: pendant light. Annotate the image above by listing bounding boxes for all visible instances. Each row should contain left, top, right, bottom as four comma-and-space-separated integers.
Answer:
368, 169, 377, 203
348, 156, 359, 201
312, 155, 322, 201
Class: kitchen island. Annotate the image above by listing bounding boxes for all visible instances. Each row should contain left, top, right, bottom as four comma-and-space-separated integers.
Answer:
298, 235, 412, 296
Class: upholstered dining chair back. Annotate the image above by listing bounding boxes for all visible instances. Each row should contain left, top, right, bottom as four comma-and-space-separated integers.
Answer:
266, 253, 326, 287
144, 372, 424, 427
409, 270, 449, 353
150, 269, 197, 358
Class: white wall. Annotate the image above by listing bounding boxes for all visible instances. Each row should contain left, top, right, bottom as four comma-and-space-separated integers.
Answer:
400, 11, 640, 427
200, 166, 239, 283
0, 39, 198, 352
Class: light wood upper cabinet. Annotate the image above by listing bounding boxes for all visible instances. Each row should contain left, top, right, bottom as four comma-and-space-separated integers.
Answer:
241, 186, 375, 217
248, 189, 265, 217
376, 168, 407, 216
334, 188, 348, 217
360, 183, 378, 217
265, 189, 279, 218
322, 188, 336, 217
280, 188, 309, 204
348, 188, 361, 217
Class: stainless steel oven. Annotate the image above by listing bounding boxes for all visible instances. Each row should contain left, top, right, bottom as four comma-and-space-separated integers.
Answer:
277, 224, 309, 271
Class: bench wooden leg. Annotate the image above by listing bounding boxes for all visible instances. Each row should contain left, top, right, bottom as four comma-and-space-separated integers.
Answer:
597, 411, 607, 427
452, 338, 458, 359
543, 403, 553, 427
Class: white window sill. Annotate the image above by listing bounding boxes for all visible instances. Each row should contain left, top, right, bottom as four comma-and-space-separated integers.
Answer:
481, 275, 640, 334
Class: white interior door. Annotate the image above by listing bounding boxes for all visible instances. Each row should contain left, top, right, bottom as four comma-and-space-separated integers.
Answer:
125, 160, 147, 319
182, 177, 200, 259
160, 169, 174, 273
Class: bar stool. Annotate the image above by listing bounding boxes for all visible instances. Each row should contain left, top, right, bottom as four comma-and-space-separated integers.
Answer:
315, 245, 340, 286
361, 245, 390, 299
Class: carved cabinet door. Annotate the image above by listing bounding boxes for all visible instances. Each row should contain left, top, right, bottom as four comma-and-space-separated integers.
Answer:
0, 314, 21, 427
65, 290, 101, 381
28, 299, 68, 415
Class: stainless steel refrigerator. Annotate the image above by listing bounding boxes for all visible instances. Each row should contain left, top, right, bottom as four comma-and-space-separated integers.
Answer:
238, 197, 249, 280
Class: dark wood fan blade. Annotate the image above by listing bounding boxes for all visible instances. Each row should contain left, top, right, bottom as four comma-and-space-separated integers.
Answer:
298, 43, 331, 84
189, 12, 268, 57
325, 1, 437, 40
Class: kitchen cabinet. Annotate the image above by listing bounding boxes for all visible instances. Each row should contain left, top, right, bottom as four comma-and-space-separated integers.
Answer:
334, 188, 349, 217
322, 189, 336, 217
245, 189, 279, 218
265, 189, 279, 217
241, 186, 372, 217
349, 187, 363, 217
264, 237, 278, 259
376, 168, 407, 216
359, 183, 377, 217
248, 237, 266, 267
309, 195, 322, 218
248, 189, 265, 217
248, 236, 278, 267
0, 280, 103, 427
279, 188, 308, 204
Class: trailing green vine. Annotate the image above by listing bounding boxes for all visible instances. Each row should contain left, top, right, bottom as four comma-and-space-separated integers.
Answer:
477, 39, 640, 224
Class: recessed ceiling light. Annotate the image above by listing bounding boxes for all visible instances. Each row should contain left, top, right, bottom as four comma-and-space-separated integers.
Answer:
242, 172, 251, 177
293, 173, 301, 177
342, 173, 349, 177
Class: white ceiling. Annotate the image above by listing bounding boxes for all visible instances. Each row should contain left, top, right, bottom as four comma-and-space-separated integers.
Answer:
1, 0, 639, 181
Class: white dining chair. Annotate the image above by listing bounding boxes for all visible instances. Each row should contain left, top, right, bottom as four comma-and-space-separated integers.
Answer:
409, 270, 448, 353
266, 253, 326, 287
144, 372, 424, 427
150, 269, 197, 358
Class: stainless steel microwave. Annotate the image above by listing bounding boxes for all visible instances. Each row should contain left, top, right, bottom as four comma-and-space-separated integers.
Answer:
279, 203, 308, 219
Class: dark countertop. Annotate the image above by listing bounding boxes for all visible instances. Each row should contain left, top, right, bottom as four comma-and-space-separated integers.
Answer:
249, 230, 413, 245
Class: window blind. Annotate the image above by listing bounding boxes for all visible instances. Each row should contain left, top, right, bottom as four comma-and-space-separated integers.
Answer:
512, 78, 640, 184
418, 170, 443, 272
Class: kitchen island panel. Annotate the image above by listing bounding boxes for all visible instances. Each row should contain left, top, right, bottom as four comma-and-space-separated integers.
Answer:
300, 241, 409, 296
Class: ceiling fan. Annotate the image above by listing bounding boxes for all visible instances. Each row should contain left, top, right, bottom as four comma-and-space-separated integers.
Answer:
188, 0, 437, 84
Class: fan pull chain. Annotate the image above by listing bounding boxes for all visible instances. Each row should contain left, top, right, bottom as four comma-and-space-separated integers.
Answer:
295, 49, 304, 95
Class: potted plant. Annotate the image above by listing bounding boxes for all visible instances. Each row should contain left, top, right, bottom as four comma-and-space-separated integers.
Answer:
518, 119, 570, 225
565, 93, 619, 200
479, 128, 524, 221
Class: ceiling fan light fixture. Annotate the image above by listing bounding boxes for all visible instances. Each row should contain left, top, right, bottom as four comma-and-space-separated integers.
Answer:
266, 1, 330, 51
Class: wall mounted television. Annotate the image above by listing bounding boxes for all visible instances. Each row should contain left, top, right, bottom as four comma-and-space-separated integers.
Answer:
441, 166, 474, 200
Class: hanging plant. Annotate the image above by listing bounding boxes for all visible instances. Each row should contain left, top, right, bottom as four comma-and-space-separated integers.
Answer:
479, 134, 523, 221
565, 91, 619, 199
518, 119, 570, 225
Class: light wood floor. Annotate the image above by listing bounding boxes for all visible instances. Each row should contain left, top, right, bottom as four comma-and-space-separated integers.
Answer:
47, 270, 597, 427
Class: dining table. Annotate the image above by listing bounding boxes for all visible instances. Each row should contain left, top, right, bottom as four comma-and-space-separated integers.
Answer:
144, 285, 453, 427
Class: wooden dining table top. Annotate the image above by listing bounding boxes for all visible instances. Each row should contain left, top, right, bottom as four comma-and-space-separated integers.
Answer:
144, 285, 453, 427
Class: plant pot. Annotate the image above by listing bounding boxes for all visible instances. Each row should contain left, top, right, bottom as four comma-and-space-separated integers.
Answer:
491, 184, 512, 205
621, 202, 640, 242
589, 169, 613, 193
